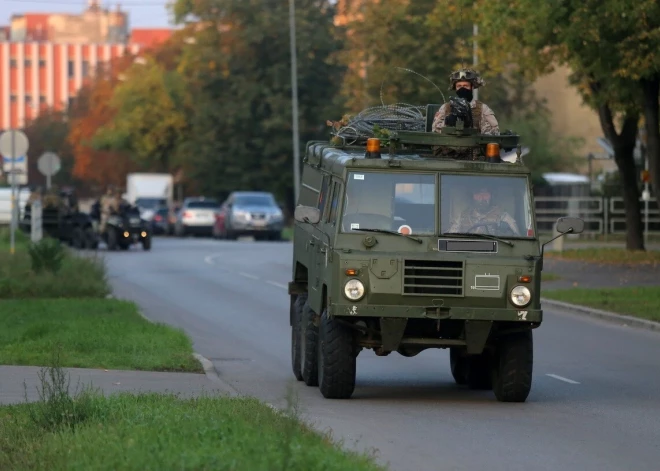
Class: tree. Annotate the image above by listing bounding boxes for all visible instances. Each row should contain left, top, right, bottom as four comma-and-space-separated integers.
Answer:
170, 0, 345, 208
455, 0, 649, 250
68, 56, 136, 191
92, 56, 191, 174
23, 109, 77, 190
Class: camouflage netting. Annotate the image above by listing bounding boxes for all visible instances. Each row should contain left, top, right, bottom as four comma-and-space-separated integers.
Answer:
327, 103, 428, 145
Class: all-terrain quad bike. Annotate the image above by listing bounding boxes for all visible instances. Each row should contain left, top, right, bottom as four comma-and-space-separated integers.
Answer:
88, 203, 152, 251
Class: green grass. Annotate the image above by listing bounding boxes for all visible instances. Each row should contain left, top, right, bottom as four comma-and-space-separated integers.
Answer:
543, 286, 660, 322
545, 247, 660, 265
0, 298, 203, 372
0, 391, 384, 471
0, 228, 109, 299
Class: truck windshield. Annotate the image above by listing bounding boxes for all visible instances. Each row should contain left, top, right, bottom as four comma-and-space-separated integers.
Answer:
341, 172, 436, 234
340, 171, 534, 238
136, 197, 167, 209
440, 174, 534, 238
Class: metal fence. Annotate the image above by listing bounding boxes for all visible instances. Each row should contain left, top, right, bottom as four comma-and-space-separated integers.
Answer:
534, 196, 659, 235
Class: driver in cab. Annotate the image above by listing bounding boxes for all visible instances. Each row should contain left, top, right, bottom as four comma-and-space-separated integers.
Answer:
447, 185, 519, 236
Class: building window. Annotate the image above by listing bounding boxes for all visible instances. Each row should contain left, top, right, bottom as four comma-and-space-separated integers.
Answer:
25, 95, 32, 104
67, 97, 75, 109
39, 59, 46, 68
82, 60, 89, 77
10, 94, 17, 103
39, 95, 46, 104
24, 59, 31, 68
68, 60, 74, 78
10, 59, 16, 68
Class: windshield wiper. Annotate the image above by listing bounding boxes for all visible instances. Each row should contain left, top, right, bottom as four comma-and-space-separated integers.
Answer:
441, 231, 514, 247
356, 228, 424, 244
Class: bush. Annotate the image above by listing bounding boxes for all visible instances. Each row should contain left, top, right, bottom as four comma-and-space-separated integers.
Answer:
27, 238, 66, 274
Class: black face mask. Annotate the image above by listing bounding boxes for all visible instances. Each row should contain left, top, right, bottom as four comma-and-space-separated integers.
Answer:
456, 87, 473, 102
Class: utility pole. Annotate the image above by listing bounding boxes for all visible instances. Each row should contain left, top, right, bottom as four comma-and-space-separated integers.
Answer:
289, 0, 301, 204
473, 23, 478, 101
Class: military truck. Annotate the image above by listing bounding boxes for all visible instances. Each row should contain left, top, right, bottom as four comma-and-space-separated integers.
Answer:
287, 103, 584, 403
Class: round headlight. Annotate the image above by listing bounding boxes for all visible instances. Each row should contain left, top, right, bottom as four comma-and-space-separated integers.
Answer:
344, 279, 365, 301
510, 285, 531, 307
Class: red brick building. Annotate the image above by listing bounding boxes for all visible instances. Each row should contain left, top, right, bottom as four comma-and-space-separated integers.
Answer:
0, 1, 172, 130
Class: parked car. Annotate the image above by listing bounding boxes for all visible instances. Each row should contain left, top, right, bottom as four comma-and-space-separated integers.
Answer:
151, 206, 171, 235
174, 197, 220, 237
213, 191, 284, 241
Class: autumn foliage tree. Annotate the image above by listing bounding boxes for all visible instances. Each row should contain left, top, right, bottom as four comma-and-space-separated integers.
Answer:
67, 55, 136, 192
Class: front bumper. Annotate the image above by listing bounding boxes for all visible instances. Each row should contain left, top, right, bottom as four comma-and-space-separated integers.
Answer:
329, 303, 542, 323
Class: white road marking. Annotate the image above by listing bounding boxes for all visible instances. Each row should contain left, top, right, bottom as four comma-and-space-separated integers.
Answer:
546, 373, 580, 384
239, 272, 260, 280
266, 280, 288, 290
203, 254, 221, 265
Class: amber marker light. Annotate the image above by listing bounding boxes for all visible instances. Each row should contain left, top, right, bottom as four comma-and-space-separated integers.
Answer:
486, 143, 500, 158
518, 275, 532, 283
366, 138, 381, 152
345, 268, 358, 276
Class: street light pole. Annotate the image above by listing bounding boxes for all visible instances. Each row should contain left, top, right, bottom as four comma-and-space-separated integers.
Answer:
289, 0, 301, 204
473, 23, 478, 101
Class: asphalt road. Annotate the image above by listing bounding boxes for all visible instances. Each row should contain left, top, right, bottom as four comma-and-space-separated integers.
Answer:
105, 237, 660, 471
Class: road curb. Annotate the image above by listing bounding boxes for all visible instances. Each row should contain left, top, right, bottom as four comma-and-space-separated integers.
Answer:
541, 297, 660, 333
192, 353, 241, 397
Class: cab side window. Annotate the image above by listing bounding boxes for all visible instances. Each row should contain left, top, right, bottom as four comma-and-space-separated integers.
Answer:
327, 181, 340, 224
317, 175, 330, 214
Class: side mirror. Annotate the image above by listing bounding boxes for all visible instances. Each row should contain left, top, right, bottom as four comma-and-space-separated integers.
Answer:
555, 216, 584, 234
540, 216, 585, 263
294, 205, 321, 224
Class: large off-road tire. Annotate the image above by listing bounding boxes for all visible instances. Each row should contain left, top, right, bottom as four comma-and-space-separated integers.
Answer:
291, 293, 307, 381
466, 353, 493, 390
492, 330, 534, 403
317, 309, 356, 399
107, 227, 118, 251
300, 298, 319, 386
71, 227, 84, 249
449, 347, 467, 385
142, 235, 152, 251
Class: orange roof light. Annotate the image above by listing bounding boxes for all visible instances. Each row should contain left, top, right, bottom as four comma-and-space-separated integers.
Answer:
345, 268, 358, 276
366, 138, 381, 153
518, 275, 532, 283
486, 143, 500, 158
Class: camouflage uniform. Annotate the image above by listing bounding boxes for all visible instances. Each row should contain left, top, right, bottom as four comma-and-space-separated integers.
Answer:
432, 68, 500, 136
447, 205, 520, 236
99, 186, 120, 233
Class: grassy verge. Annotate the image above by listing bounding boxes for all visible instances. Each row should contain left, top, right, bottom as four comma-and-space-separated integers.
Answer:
0, 364, 383, 471
0, 299, 202, 372
544, 247, 660, 265
543, 286, 660, 322
0, 228, 109, 298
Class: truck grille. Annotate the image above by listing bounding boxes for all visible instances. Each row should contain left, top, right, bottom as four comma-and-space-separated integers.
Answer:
403, 259, 464, 296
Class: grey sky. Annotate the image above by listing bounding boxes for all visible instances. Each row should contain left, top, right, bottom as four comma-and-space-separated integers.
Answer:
0, 0, 174, 28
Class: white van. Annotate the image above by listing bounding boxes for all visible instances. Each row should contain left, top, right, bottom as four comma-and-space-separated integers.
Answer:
0, 187, 31, 225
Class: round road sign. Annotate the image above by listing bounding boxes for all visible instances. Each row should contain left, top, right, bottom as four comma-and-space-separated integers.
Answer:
0, 129, 29, 158
38, 152, 61, 177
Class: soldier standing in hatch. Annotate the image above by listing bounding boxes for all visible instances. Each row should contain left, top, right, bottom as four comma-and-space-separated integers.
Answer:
99, 185, 119, 233
432, 68, 500, 136
446, 185, 520, 236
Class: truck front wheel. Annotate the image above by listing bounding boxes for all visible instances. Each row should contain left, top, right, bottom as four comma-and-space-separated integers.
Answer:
300, 299, 318, 386
317, 309, 356, 399
491, 330, 534, 403
291, 293, 307, 381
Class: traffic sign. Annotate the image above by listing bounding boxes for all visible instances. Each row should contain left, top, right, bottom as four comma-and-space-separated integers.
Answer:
0, 129, 29, 159
38, 152, 61, 177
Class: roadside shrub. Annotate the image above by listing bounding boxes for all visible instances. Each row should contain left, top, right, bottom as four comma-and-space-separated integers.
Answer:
27, 238, 65, 274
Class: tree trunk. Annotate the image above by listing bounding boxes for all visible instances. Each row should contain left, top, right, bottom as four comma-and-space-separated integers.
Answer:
595, 101, 645, 251
641, 76, 660, 198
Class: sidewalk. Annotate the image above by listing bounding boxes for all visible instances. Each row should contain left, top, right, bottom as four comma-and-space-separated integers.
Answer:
0, 365, 233, 406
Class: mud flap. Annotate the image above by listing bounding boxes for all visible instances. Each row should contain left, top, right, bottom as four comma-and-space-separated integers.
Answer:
379, 318, 408, 352
465, 320, 493, 355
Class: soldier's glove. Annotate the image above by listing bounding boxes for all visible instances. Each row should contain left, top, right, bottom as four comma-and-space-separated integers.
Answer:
444, 114, 458, 126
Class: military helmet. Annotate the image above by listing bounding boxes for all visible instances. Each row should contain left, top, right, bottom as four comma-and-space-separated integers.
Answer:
448, 68, 485, 90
